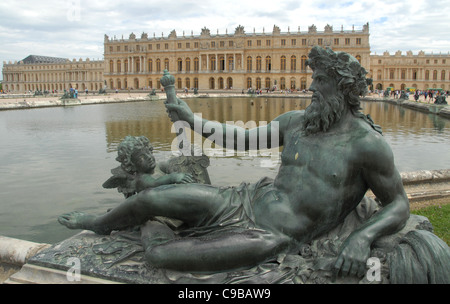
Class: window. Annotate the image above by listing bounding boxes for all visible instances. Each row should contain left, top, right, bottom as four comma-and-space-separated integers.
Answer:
281, 39, 286, 46
186, 43, 190, 48
256, 56, 262, 71
257, 40, 261, 46
291, 39, 296, 46
301, 55, 307, 71
148, 44, 152, 50
178, 43, 182, 49
356, 38, 361, 45
266, 40, 271, 46
148, 59, 152, 72
229, 41, 233, 47
156, 59, 161, 72
318, 39, 323, 46
247, 40, 252, 47
302, 39, 307, 46
164, 43, 169, 50
290, 56, 296, 71
185, 58, 191, 72
265, 56, 271, 71
164, 58, 169, 70
390, 69, 395, 80
334, 38, 339, 45
280, 56, 286, 71
211, 41, 215, 48
220, 41, 225, 47
178, 58, 183, 72
194, 42, 199, 48
247, 56, 252, 71
345, 38, 350, 45
194, 58, 199, 71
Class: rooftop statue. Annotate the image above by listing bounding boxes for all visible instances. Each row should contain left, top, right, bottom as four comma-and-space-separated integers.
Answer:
58, 47, 449, 283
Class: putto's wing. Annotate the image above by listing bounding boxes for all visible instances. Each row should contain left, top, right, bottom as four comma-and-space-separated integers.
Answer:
102, 166, 133, 189
102, 175, 129, 189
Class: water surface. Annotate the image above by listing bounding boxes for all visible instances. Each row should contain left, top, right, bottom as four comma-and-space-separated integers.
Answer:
0, 97, 449, 243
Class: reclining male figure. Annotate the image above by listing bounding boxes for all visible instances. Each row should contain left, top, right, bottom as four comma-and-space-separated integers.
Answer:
58, 47, 410, 278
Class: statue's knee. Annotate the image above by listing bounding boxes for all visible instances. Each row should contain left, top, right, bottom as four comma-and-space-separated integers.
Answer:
144, 246, 167, 268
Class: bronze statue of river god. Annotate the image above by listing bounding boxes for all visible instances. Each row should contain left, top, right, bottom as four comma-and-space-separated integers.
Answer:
48, 46, 450, 284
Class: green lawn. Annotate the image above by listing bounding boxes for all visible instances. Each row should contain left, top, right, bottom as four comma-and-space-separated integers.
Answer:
411, 204, 450, 245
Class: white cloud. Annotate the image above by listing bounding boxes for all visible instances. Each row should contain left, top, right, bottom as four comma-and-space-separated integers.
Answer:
1, 0, 449, 74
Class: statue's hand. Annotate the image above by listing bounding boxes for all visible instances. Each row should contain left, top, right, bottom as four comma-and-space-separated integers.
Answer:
333, 232, 371, 279
170, 173, 195, 184
164, 98, 194, 123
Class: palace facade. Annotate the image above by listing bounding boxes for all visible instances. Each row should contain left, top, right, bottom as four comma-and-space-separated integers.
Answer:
2, 55, 104, 93
2, 23, 450, 93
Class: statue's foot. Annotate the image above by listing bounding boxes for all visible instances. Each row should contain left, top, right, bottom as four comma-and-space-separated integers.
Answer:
58, 211, 110, 235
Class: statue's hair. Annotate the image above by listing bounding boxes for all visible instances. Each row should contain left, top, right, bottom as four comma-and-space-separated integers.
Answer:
306, 46, 373, 111
116, 136, 153, 173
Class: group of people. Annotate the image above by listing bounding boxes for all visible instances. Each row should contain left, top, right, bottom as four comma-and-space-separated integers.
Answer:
413, 89, 449, 102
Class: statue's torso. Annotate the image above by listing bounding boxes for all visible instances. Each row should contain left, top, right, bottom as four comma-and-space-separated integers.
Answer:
254, 113, 373, 243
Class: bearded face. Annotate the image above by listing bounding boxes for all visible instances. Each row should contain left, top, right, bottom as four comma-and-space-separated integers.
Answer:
302, 89, 346, 135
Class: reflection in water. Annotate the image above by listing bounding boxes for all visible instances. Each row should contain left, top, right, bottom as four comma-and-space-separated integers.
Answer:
0, 97, 448, 244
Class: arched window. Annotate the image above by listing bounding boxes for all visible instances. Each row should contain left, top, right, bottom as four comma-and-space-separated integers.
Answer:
148, 59, 152, 72
247, 77, 252, 89
164, 58, 169, 70
228, 56, 234, 71
280, 77, 286, 90
194, 58, 199, 72
290, 56, 296, 71
265, 56, 271, 71
135, 58, 140, 72
265, 78, 271, 89
210, 56, 216, 71
247, 56, 252, 71
109, 60, 114, 73
256, 77, 261, 89
256, 56, 262, 71
301, 55, 307, 71
186, 58, 191, 72
156, 59, 161, 72
177, 58, 183, 72
280, 56, 286, 71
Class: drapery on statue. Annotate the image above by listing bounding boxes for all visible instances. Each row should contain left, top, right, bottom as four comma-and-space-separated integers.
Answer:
58, 46, 449, 283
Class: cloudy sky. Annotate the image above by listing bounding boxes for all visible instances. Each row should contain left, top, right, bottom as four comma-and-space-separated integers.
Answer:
1, 0, 449, 75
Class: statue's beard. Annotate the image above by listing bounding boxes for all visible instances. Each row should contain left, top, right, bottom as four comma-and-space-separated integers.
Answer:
302, 91, 345, 135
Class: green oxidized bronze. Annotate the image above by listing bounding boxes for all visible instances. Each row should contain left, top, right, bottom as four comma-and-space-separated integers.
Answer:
57, 47, 450, 283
